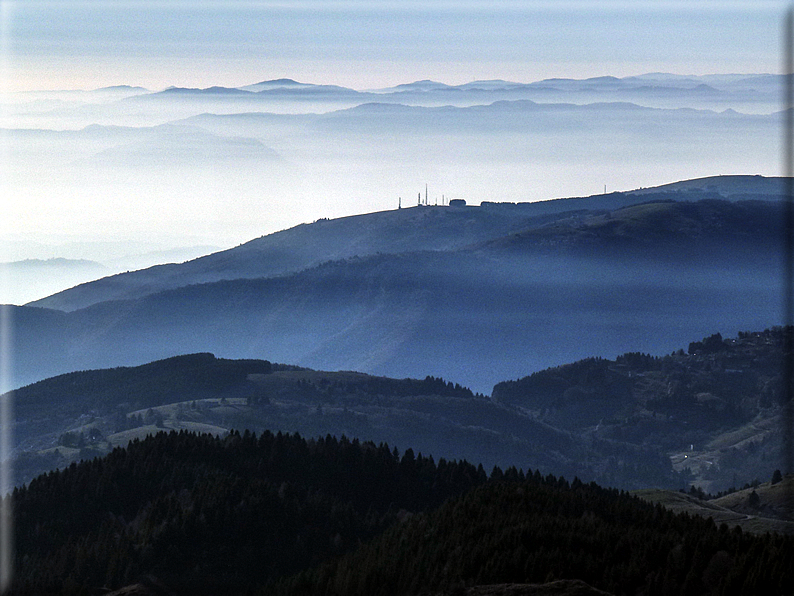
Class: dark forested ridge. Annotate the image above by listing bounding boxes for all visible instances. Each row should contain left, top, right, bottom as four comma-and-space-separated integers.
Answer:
7, 327, 794, 594
8, 430, 794, 596
14, 352, 279, 418
276, 473, 794, 596
10, 430, 488, 595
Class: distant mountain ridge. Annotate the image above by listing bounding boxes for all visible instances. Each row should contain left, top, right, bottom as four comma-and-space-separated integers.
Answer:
10, 176, 786, 397
27, 175, 788, 313
103, 72, 784, 117
483, 199, 784, 258
360, 73, 782, 113
626, 174, 786, 197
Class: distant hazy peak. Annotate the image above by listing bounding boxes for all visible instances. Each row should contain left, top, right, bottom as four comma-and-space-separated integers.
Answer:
583, 75, 622, 83
625, 174, 789, 197
157, 86, 252, 95
397, 79, 450, 87
250, 78, 309, 87
93, 85, 149, 92
457, 79, 521, 90
372, 80, 453, 93
1, 257, 105, 268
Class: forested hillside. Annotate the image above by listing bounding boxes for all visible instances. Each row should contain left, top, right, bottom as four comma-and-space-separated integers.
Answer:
11, 352, 678, 490
493, 328, 789, 493
8, 430, 793, 596
276, 472, 794, 596
11, 327, 792, 492
10, 430, 487, 595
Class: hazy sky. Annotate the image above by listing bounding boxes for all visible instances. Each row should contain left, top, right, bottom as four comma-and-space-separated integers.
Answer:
1, 1, 787, 92
0, 0, 790, 262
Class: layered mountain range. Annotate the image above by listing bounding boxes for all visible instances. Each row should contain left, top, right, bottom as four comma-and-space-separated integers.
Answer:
5, 72, 792, 595
4, 73, 783, 261
10, 175, 786, 395
11, 325, 789, 495
7, 174, 791, 494
9, 73, 782, 127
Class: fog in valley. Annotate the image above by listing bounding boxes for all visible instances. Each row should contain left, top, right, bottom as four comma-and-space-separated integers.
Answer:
1, 74, 784, 307
3, 75, 783, 249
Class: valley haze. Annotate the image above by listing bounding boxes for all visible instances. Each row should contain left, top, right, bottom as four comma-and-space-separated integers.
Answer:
2, 71, 786, 419
1, 73, 784, 266
8, 174, 786, 399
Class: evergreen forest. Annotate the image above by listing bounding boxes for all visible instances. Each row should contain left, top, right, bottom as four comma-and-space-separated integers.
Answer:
8, 429, 794, 595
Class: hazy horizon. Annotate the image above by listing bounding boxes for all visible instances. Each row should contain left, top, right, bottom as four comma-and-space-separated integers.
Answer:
0, 0, 786, 261
1, 2, 784, 93
1, 71, 786, 303
1, 1, 788, 290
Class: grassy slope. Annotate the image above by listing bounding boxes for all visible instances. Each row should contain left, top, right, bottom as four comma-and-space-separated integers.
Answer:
634, 476, 794, 535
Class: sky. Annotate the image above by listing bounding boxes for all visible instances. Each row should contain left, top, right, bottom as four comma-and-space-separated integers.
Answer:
0, 0, 790, 262
0, 1, 787, 93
